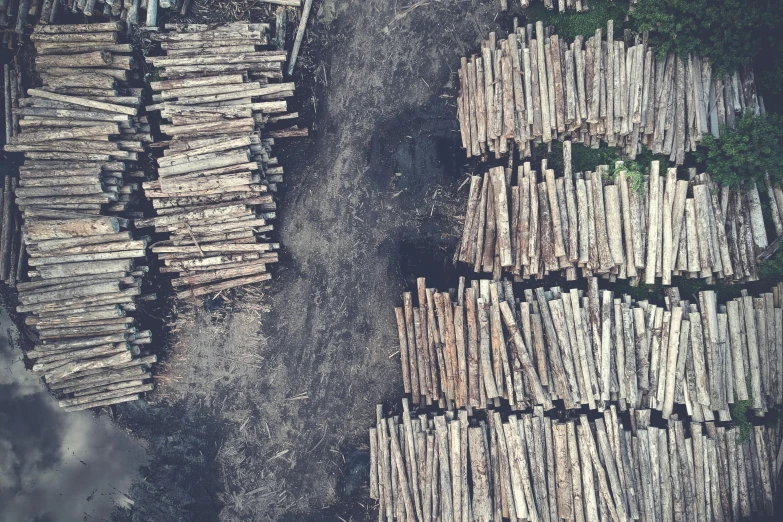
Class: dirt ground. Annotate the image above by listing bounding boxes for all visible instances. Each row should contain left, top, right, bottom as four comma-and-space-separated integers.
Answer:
110, 1, 510, 521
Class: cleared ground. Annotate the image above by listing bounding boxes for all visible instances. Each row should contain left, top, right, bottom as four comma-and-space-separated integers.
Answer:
114, 1, 502, 521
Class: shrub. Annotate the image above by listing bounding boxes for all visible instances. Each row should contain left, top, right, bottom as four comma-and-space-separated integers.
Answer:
696, 113, 783, 188
524, 0, 630, 42
630, 0, 783, 95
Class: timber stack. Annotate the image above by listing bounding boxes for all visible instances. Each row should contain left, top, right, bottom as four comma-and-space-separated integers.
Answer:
456, 149, 775, 284
395, 276, 783, 420
2, 22, 155, 411
499, 0, 590, 11
457, 20, 761, 163
36, 0, 305, 30
139, 22, 305, 300
0, 0, 44, 47
370, 403, 778, 522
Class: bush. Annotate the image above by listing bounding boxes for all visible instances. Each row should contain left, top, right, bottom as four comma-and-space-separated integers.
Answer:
524, 0, 630, 42
630, 0, 783, 95
696, 113, 783, 188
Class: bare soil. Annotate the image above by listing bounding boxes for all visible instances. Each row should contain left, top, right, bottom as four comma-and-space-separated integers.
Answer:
111, 1, 511, 521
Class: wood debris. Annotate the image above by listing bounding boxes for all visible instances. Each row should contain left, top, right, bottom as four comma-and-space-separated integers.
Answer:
456, 145, 775, 284
396, 277, 783, 420
457, 20, 762, 163
139, 22, 306, 299
1, 22, 155, 411
371, 403, 778, 522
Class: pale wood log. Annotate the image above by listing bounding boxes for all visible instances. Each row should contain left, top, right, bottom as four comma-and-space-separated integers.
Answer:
684, 198, 701, 273
604, 184, 625, 269
38, 322, 134, 341
591, 170, 613, 271
575, 178, 590, 265
27, 89, 137, 115
534, 26, 552, 142
32, 344, 129, 368
44, 350, 133, 382
12, 123, 118, 144
477, 298, 499, 399
62, 392, 140, 412
662, 307, 683, 418
543, 415, 559, 522
500, 301, 552, 409
49, 364, 147, 391
32, 260, 132, 282
475, 56, 488, 149
549, 297, 581, 406
504, 417, 536, 522
490, 289, 513, 405
577, 416, 620, 522
59, 382, 154, 408
489, 167, 512, 267
27, 247, 146, 266
70, 378, 150, 398
645, 163, 660, 283
369, 427, 378, 501
402, 295, 421, 404
742, 295, 763, 410
468, 426, 491, 522
553, 422, 574, 520
577, 420, 600, 522
747, 183, 768, 251
175, 272, 271, 299
529, 173, 540, 271
543, 170, 566, 261
171, 262, 269, 288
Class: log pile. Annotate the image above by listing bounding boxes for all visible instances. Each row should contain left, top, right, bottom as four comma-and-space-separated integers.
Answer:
395, 276, 783, 420
0, 0, 43, 47
139, 22, 305, 299
2, 22, 155, 411
456, 149, 774, 284
457, 20, 762, 163
370, 403, 779, 522
0, 0, 278, 40
500, 0, 590, 11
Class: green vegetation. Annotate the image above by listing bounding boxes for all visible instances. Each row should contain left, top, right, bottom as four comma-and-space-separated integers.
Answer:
630, 0, 783, 95
696, 113, 783, 188
541, 141, 619, 174
611, 160, 644, 194
757, 249, 783, 284
524, 0, 630, 42
730, 376, 754, 445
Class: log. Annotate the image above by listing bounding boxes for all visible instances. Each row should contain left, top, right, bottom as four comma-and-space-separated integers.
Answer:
27, 89, 137, 115
287, 0, 314, 75
175, 273, 271, 299
63, 393, 140, 412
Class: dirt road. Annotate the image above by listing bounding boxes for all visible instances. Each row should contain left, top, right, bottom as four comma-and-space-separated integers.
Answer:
115, 2, 502, 521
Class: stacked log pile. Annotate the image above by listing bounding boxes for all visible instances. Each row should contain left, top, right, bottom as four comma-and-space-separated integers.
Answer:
0, 0, 302, 43
0, 0, 42, 47
370, 403, 779, 522
395, 276, 783, 420
456, 149, 774, 284
2, 22, 155, 411
139, 22, 305, 299
457, 20, 761, 163
500, 0, 590, 11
